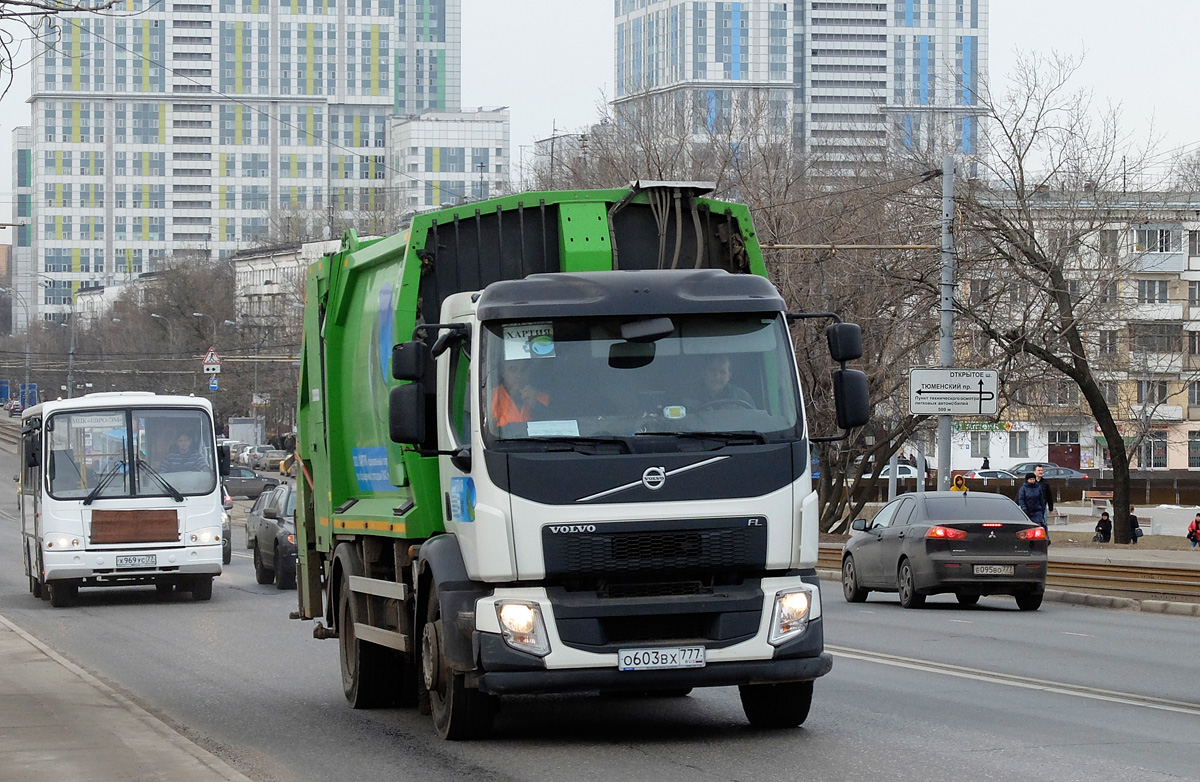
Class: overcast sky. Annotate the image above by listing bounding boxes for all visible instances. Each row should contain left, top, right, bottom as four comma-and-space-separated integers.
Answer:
2, 0, 1198, 237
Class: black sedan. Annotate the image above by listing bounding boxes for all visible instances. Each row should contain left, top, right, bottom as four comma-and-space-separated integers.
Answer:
841, 491, 1048, 611
251, 483, 297, 590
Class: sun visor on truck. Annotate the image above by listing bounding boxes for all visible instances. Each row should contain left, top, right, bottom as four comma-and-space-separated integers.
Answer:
475, 269, 785, 321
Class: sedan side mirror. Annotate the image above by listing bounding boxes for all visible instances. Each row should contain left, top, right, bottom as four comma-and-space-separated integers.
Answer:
263, 507, 278, 519
851, 518, 868, 532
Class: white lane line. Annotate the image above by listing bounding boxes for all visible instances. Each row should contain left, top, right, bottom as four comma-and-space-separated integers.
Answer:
948, 619, 974, 624
828, 644, 1200, 717
1062, 632, 1094, 637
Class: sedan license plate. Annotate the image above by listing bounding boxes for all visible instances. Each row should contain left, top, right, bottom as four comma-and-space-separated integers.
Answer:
973, 564, 1014, 576
115, 554, 156, 568
618, 646, 706, 671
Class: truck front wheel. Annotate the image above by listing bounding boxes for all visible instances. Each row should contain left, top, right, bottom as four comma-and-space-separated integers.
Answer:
739, 680, 813, 729
422, 589, 495, 740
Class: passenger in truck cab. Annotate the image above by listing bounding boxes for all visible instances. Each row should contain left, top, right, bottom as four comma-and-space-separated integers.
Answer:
158, 432, 208, 473
490, 359, 549, 426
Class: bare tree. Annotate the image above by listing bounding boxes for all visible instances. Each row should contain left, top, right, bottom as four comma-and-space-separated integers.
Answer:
0, 0, 120, 99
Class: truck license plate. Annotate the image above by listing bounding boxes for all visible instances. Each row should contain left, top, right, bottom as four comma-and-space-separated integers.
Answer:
973, 564, 1014, 576
618, 646, 706, 671
115, 554, 156, 568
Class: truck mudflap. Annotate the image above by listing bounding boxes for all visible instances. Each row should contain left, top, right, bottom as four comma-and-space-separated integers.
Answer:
470, 651, 833, 696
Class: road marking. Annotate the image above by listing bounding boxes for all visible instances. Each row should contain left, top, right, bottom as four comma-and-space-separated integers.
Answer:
948, 619, 974, 624
1062, 632, 1094, 637
828, 644, 1200, 716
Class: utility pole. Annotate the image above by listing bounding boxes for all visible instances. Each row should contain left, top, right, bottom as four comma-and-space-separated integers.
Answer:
937, 155, 956, 490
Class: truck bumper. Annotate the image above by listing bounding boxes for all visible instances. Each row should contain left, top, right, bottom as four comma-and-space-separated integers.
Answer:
474, 651, 833, 695
42, 545, 223, 582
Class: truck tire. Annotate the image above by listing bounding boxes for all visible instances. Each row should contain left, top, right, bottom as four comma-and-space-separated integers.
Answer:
48, 582, 77, 608
253, 546, 274, 585
422, 587, 496, 740
739, 680, 813, 729
191, 576, 213, 601
337, 570, 395, 709
274, 546, 296, 590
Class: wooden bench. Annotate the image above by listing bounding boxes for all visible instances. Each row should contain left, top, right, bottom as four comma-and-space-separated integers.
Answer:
1083, 490, 1113, 514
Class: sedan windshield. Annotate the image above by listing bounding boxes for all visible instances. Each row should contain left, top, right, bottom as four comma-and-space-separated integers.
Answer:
46, 407, 217, 500
924, 495, 1029, 523
482, 313, 802, 447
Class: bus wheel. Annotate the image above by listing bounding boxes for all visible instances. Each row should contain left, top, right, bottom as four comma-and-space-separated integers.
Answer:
191, 576, 213, 601
156, 582, 174, 597
48, 582, 77, 608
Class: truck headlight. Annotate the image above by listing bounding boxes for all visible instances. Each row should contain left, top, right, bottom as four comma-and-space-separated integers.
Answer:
768, 586, 814, 646
45, 535, 82, 550
495, 601, 550, 657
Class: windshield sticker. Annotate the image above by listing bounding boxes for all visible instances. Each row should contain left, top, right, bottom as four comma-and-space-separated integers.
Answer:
662, 405, 687, 420
527, 420, 580, 437
449, 476, 476, 523
351, 447, 391, 492
502, 323, 555, 360
69, 413, 126, 429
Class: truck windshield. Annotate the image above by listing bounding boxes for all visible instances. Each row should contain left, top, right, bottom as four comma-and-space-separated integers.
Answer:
481, 314, 803, 445
46, 407, 217, 500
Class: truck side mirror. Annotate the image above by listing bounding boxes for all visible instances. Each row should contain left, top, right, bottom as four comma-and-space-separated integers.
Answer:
218, 445, 230, 477
393, 341, 430, 381
389, 383, 426, 444
832, 369, 871, 430
826, 322, 863, 363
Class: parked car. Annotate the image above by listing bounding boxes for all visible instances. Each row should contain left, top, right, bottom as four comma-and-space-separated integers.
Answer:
220, 482, 234, 565
962, 469, 1018, 479
244, 444, 274, 469
1009, 461, 1058, 475
234, 444, 255, 466
223, 465, 280, 499
864, 464, 925, 479
250, 483, 297, 590
841, 491, 1048, 611
257, 449, 288, 471
1040, 466, 1089, 480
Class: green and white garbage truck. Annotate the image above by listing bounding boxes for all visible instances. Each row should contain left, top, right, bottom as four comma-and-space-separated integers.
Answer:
294, 182, 870, 739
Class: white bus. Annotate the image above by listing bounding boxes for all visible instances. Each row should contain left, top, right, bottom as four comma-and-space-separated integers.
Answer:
19, 392, 226, 607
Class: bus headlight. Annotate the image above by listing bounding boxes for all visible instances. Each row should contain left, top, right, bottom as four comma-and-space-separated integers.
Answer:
495, 601, 550, 657
768, 586, 815, 646
189, 528, 220, 544
45, 535, 82, 550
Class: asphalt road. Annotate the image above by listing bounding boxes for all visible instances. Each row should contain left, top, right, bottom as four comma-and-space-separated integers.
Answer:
1, 445, 1198, 782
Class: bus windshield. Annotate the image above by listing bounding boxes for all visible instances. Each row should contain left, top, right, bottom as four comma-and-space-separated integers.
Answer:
481, 313, 803, 446
46, 407, 217, 500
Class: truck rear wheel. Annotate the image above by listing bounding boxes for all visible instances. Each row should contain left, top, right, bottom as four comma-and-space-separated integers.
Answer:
422, 588, 495, 740
337, 571, 395, 709
739, 680, 813, 729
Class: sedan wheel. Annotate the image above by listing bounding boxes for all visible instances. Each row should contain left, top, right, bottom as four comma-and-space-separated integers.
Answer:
253, 545, 275, 585
841, 555, 869, 602
896, 560, 925, 609
1015, 590, 1043, 611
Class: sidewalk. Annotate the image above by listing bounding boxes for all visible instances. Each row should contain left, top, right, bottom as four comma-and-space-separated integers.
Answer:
0, 613, 251, 782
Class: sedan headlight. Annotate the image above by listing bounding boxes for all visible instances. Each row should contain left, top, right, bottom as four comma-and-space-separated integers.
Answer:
189, 527, 221, 544
45, 535, 82, 550
769, 586, 815, 646
495, 601, 550, 657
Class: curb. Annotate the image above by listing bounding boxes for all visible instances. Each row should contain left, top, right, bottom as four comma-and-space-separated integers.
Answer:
816, 569, 1200, 617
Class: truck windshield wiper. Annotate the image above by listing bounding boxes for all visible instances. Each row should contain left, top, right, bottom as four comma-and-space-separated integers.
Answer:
500, 435, 631, 454
137, 459, 185, 502
82, 460, 125, 506
635, 430, 768, 446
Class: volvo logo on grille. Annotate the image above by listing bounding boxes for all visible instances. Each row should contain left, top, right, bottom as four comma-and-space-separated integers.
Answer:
547, 524, 597, 534
642, 466, 667, 491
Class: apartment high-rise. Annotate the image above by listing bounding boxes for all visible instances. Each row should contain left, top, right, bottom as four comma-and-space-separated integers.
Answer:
613, 1, 987, 168
11, 0, 508, 328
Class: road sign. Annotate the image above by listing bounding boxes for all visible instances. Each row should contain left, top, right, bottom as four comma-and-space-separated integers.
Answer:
209, 376, 219, 391
909, 369, 998, 415
202, 347, 222, 375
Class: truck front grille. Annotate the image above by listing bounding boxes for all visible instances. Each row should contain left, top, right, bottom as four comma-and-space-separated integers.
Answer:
541, 517, 767, 579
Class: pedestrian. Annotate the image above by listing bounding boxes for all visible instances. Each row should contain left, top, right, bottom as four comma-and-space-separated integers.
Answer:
1016, 472, 1047, 530
1187, 513, 1200, 549
981, 457, 990, 470
1034, 464, 1055, 520
951, 474, 968, 492
1128, 506, 1141, 545
1094, 511, 1112, 543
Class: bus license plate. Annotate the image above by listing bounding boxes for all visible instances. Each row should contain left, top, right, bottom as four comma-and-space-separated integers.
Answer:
115, 554, 156, 568
618, 646, 706, 671
973, 564, 1014, 576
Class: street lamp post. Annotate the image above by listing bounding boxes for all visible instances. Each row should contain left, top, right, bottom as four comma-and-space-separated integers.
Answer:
193, 312, 217, 345
0, 286, 31, 403
150, 313, 174, 351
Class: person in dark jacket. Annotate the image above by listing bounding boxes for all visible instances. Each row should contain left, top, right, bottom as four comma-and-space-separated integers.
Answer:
1094, 511, 1112, 543
1034, 464, 1055, 514
1128, 507, 1141, 545
1016, 473, 1047, 529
